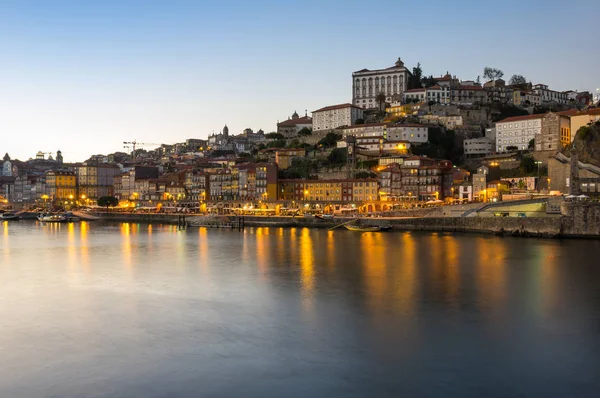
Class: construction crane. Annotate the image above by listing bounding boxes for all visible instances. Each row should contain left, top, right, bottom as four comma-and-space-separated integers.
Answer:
123, 140, 161, 159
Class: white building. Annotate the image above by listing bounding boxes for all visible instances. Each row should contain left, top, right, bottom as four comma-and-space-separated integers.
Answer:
352, 57, 411, 109
341, 123, 428, 144
464, 138, 494, 157
533, 84, 568, 104
312, 103, 364, 131
277, 111, 312, 138
495, 114, 542, 152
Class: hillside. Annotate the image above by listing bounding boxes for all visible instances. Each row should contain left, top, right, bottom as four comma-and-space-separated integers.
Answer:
563, 121, 600, 166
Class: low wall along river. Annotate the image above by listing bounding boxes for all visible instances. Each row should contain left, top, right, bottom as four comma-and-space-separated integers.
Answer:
89, 202, 600, 238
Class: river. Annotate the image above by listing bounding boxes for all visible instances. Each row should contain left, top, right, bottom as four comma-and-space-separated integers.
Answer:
1, 221, 599, 397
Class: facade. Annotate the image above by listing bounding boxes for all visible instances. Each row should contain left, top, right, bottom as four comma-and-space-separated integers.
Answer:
76, 163, 120, 199
512, 90, 542, 106
549, 152, 600, 195
312, 103, 364, 131
536, 112, 571, 152
352, 57, 411, 109
277, 111, 312, 138
450, 84, 486, 105
379, 163, 403, 199
533, 84, 568, 104
464, 138, 494, 157
495, 114, 542, 152
275, 148, 306, 170
570, 108, 600, 140
45, 170, 77, 200
341, 123, 428, 144
399, 157, 452, 201
277, 179, 379, 202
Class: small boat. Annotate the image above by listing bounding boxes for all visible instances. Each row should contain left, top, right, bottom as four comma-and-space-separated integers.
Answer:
315, 214, 334, 220
344, 224, 382, 232
37, 213, 68, 223
0, 212, 20, 221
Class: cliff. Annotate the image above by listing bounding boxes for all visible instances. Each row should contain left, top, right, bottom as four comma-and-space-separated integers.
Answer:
563, 121, 600, 167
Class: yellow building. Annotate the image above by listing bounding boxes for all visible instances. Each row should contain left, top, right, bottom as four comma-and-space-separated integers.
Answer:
275, 148, 306, 170
45, 170, 77, 201
351, 180, 379, 201
569, 108, 600, 142
385, 103, 420, 121
277, 179, 379, 202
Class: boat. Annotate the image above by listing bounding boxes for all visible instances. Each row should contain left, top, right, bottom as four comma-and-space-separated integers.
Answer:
0, 212, 20, 221
315, 214, 334, 220
344, 224, 382, 232
37, 213, 68, 223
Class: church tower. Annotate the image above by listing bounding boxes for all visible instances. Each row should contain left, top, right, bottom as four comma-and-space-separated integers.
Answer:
56, 150, 63, 164
223, 124, 229, 139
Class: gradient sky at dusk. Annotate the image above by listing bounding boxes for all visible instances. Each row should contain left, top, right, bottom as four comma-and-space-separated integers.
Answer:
1, 0, 599, 161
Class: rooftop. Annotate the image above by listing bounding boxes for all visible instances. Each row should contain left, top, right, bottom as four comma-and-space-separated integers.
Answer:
312, 103, 363, 113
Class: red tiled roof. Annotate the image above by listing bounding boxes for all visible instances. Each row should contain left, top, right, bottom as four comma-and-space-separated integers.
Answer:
575, 108, 600, 116
427, 85, 443, 90
557, 109, 579, 117
277, 116, 312, 127
434, 74, 452, 81
342, 122, 387, 129
405, 88, 426, 93
312, 103, 362, 113
395, 123, 427, 128
496, 114, 543, 123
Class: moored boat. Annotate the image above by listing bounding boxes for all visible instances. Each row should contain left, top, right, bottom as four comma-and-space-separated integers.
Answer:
0, 212, 20, 221
344, 224, 382, 232
37, 213, 68, 223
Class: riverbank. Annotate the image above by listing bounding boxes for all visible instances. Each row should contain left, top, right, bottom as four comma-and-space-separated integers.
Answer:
87, 210, 600, 238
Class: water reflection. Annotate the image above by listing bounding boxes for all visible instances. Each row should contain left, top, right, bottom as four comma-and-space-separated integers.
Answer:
2, 223, 599, 397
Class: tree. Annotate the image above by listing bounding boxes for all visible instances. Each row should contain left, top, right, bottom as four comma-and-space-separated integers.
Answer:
267, 139, 286, 148
476, 76, 481, 84
97, 196, 118, 211
318, 132, 342, 148
265, 132, 284, 140
506, 145, 518, 152
408, 62, 423, 89
375, 92, 387, 112
297, 127, 312, 137
509, 74, 527, 85
421, 75, 437, 88
238, 152, 253, 159
483, 66, 504, 82
354, 118, 365, 125
326, 147, 347, 166
528, 139, 535, 150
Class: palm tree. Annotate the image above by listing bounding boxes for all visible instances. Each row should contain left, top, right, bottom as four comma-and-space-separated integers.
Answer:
375, 92, 387, 113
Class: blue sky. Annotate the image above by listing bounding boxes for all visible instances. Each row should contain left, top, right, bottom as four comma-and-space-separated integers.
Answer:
1, 0, 598, 161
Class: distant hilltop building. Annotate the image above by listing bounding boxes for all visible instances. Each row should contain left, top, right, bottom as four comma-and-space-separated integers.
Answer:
277, 110, 312, 138
352, 57, 411, 109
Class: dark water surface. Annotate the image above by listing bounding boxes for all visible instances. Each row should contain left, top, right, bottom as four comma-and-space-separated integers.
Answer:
1, 221, 600, 397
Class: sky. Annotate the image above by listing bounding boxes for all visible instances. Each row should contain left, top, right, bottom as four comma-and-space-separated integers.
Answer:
1, 0, 599, 162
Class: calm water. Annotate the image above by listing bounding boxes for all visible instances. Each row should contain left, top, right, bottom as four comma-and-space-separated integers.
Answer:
1, 221, 600, 397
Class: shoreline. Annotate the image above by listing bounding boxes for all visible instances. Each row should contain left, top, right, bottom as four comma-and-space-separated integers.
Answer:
80, 212, 600, 239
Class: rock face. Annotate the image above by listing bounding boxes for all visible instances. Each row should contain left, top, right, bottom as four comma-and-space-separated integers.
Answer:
563, 121, 600, 167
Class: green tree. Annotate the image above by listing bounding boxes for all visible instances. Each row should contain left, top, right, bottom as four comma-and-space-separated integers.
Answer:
326, 147, 347, 166
267, 139, 286, 148
97, 196, 118, 211
509, 74, 527, 85
297, 127, 312, 137
421, 75, 437, 88
238, 152, 253, 160
408, 62, 423, 89
354, 118, 365, 125
355, 170, 377, 178
266, 132, 284, 140
318, 132, 342, 148
528, 139, 535, 150
519, 156, 536, 174
287, 139, 301, 148
375, 92, 387, 112
483, 66, 504, 81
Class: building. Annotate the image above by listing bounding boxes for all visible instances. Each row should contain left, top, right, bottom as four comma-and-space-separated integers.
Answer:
472, 164, 501, 200
400, 157, 452, 201
45, 170, 77, 201
385, 102, 421, 120
482, 79, 508, 103
533, 84, 568, 104
277, 111, 312, 138
495, 114, 543, 152
536, 112, 571, 152
312, 103, 364, 131
275, 148, 306, 170
352, 57, 411, 109
277, 179, 379, 202
379, 163, 403, 199
548, 152, 600, 195
341, 123, 428, 144
570, 108, 600, 140
450, 84, 487, 105
512, 90, 542, 106
76, 163, 121, 200
464, 138, 494, 157
255, 163, 278, 201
